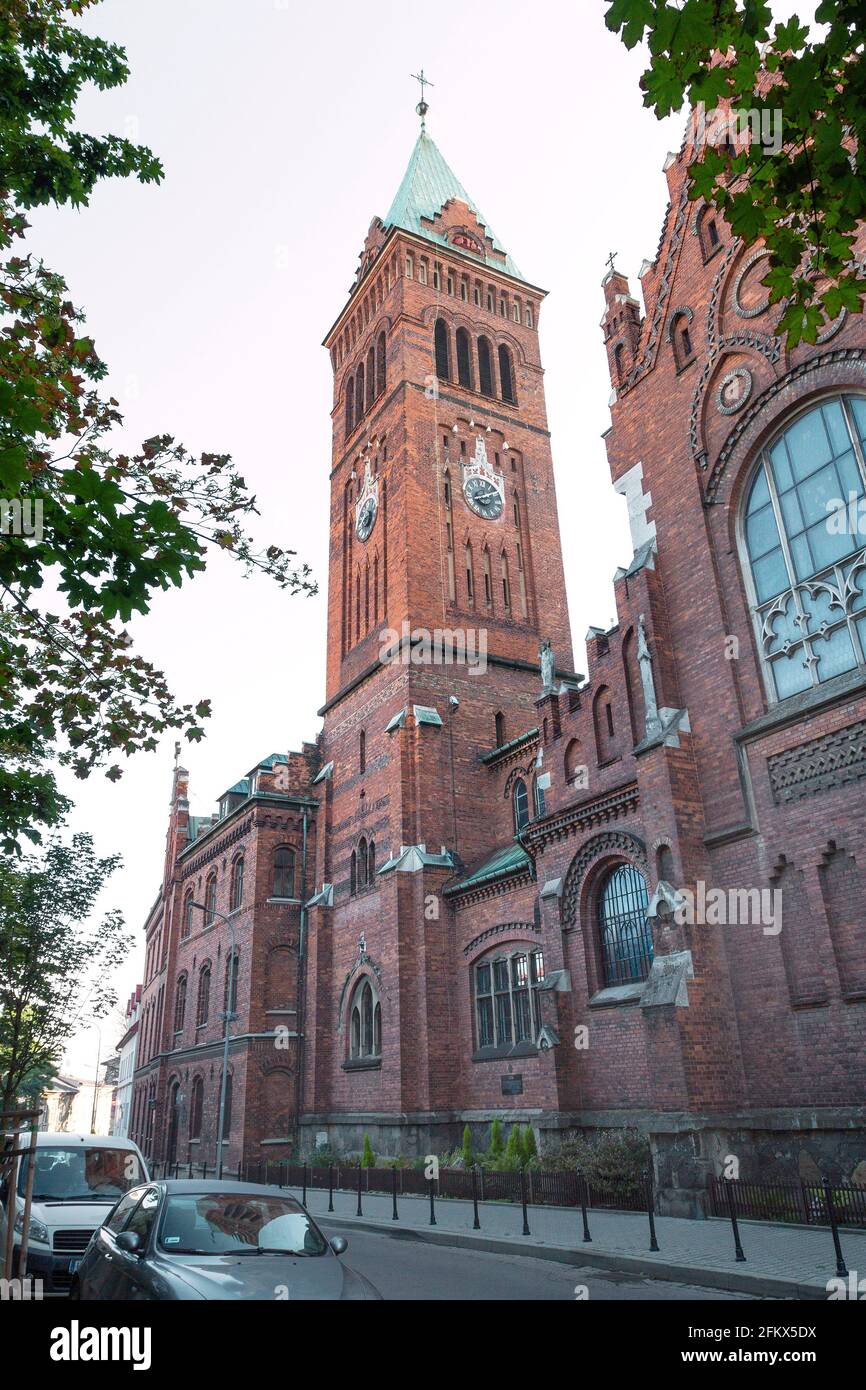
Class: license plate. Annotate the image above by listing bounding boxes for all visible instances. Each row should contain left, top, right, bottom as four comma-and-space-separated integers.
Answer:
68, 1259, 80, 1274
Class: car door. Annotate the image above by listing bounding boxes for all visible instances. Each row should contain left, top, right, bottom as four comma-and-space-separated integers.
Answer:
83, 1187, 146, 1300
111, 1187, 161, 1301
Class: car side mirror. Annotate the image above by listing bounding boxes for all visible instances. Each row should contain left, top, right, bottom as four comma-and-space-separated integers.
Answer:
329, 1236, 348, 1256
116, 1230, 142, 1255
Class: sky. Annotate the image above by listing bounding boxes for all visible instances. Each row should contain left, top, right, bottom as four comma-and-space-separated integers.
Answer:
29, 0, 808, 1077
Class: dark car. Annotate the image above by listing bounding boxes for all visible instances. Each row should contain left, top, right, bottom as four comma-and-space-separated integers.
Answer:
70, 1179, 382, 1301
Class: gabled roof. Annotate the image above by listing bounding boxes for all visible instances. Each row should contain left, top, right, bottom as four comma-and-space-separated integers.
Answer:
384, 130, 523, 281
444, 839, 533, 896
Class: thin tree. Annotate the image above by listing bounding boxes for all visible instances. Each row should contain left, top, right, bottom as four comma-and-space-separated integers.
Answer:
0, 833, 129, 1115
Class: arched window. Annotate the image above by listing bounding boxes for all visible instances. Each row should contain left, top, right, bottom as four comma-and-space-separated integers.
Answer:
358, 837, 368, 888
273, 846, 295, 899
613, 343, 626, 384
355, 364, 365, 423
533, 776, 546, 820
525, 304, 534, 329
349, 978, 381, 1060
366, 345, 375, 411
495, 711, 505, 747
434, 318, 450, 380
368, 839, 376, 883
376, 331, 386, 396
593, 686, 617, 763
564, 737, 586, 788
224, 949, 239, 1016
513, 777, 529, 833
478, 335, 493, 396
173, 974, 187, 1033
742, 396, 866, 700
345, 376, 354, 437
205, 873, 217, 925
671, 310, 694, 369
359, 729, 366, 774
182, 892, 194, 940
698, 205, 721, 261
456, 327, 473, 388
230, 856, 244, 912
498, 344, 515, 403
189, 1076, 203, 1140
598, 864, 652, 986
465, 541, 474, 602
196, 965, 211, 1028
474, 946, 545, 1049
350, 850, 357, 896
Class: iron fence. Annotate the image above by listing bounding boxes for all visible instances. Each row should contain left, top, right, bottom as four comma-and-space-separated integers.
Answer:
147, 1158, 646, 1212
707, 1175, 866, 1230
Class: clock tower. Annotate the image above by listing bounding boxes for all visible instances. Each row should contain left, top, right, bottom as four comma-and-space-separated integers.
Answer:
302, 114, 576, 1146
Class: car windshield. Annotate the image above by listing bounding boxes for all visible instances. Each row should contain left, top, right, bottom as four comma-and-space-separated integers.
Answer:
19, 1146, 144, 1201
157, 1193, 328, 1257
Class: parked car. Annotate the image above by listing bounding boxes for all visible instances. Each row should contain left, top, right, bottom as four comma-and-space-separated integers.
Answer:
70, 1179, 382, 1300
0, 1132, 149, 1295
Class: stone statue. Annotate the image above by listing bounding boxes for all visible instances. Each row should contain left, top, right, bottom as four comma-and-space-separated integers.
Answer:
637, 613, 662, 737
540, 639, 555, 694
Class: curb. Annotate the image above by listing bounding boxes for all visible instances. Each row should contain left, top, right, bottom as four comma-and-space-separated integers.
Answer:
316, 1211, 830, 1300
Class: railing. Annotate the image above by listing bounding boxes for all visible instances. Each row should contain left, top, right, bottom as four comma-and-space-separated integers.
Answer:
707, 1175, 866, 1230
147, 1158, 645, 1213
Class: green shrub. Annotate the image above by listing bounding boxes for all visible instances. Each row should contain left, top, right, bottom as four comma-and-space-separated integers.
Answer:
361, 1134, 376, 1168
505, 1124, 523, 1166
307, 1145, 341, 1169
539, 1128, 650, 1185
489, 1117, 504, 1157
522, 1125, 538, 1164
462, 1124, 473, 1168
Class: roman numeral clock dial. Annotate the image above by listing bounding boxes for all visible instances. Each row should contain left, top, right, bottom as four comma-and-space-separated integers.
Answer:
354, 460, 379, 542
462, 434, 505, 520
463, 475, 503, 519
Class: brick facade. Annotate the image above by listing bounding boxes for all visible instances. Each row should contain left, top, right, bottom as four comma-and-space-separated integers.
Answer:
131, 124, 866, 1212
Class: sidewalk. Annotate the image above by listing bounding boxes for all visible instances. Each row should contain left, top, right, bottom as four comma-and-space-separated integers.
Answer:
286, 1183, 866, 1299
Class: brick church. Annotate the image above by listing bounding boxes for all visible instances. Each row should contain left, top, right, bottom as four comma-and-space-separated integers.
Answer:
130, 106, 866, 1213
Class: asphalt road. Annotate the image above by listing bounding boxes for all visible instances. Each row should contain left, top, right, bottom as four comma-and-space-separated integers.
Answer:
319, 1222, 757, 1301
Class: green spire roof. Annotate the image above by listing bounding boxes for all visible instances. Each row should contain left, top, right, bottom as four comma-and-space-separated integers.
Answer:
384, 131, 522, 281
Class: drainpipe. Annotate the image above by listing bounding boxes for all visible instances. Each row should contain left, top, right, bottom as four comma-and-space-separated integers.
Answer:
294, 808, 309, 1157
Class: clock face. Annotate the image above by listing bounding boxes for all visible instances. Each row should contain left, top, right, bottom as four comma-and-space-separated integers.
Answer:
463, 475, 503, 520
356, 495, 377, 542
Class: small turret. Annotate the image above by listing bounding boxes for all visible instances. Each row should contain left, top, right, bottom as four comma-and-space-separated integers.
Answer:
601, 262, 642, 392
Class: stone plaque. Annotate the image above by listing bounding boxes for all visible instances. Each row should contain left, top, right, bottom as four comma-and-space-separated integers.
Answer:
501, 1074, 523, 1096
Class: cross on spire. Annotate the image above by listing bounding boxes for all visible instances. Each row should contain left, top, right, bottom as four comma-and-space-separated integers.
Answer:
605, 250, 619, 276
411, 68, 434, 128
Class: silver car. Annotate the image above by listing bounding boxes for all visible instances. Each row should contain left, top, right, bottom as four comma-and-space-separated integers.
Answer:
71, 1179, 382, 1301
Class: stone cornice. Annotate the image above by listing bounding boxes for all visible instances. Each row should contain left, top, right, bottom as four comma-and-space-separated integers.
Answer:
523, 780, 640, 852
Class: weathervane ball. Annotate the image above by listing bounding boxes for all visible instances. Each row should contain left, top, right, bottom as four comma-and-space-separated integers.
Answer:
416, 99, 428, 119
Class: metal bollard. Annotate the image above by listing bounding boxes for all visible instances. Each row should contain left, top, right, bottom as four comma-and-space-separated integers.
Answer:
328, 1163, 334, 1213
472, 1166, 481, 1230
823, 1177, 848, 1278
725, 1178, 746, 1262
645, 1170, 659, 1253
391, 1165, 399, 1221
578, 1171, 592, 1243
356, 1161, 363, 1217
429, 1174, 437, 1226
520, 1167, 531, 1236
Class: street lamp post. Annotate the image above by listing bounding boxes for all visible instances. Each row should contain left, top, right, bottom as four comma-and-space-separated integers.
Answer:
90, 1025, 102, 1134
191, 902, 237, 1179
